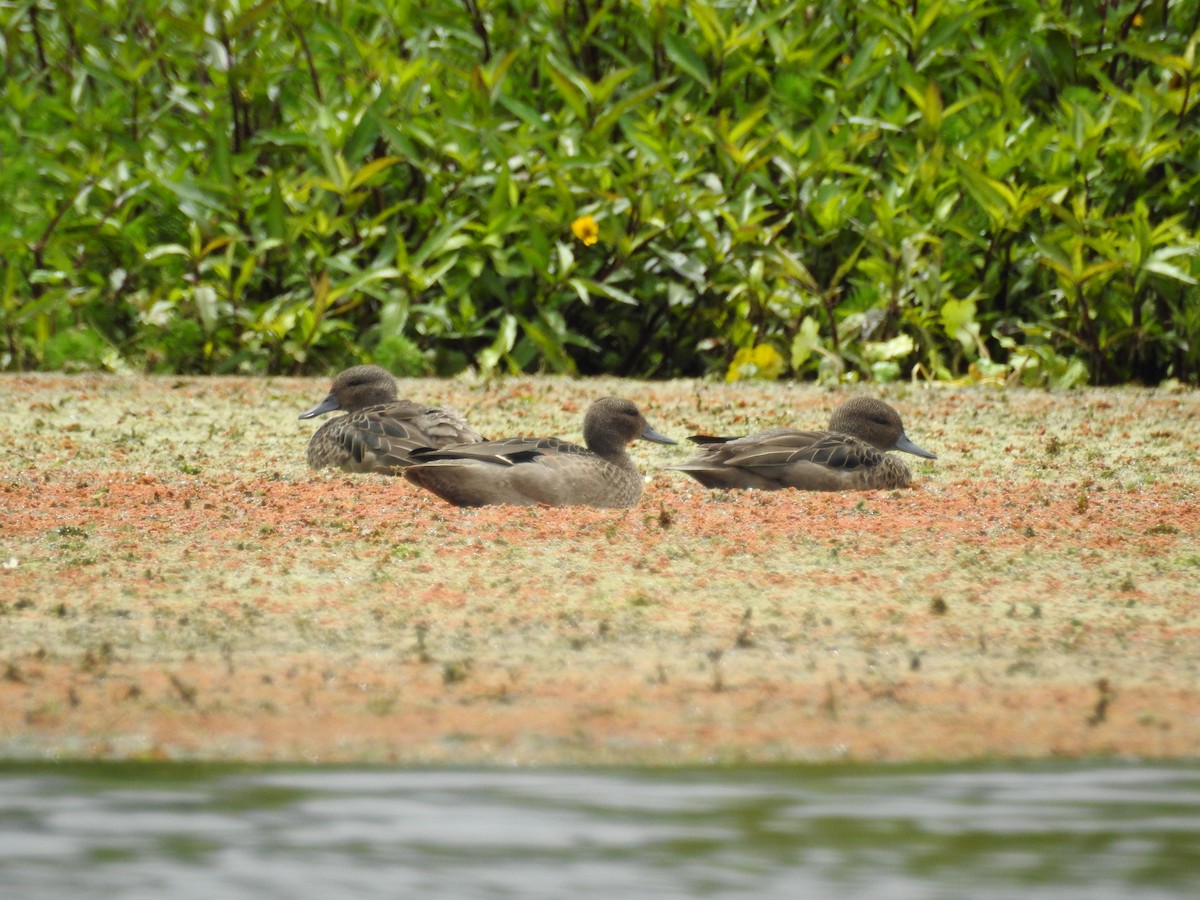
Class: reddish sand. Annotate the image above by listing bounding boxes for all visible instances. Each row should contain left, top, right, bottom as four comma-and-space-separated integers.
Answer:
1, 373, 1197, 763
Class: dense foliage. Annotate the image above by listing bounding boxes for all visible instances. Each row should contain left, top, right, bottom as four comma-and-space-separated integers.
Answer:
3, 0, 1199, 384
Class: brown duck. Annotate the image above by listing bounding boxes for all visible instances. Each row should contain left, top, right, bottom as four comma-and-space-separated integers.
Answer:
666, 396, 937, 491
403, 397, 676, 507
299, 365, 483, 474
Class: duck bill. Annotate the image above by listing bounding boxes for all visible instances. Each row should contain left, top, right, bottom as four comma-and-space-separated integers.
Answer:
640, 423, 677, 445
895, 432, 937, 459
299, 394, 340, 420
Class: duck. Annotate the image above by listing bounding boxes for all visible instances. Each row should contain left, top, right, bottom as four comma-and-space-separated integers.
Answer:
299, 365, 483, 474
403, 397, 676, 507
666, 396, 937, 491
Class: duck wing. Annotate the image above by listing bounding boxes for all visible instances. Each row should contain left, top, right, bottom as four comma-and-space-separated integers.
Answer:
669, 428, 893, 490
409, 436, 585, 467
323, 402, 483, 472
695, 429, 886, 471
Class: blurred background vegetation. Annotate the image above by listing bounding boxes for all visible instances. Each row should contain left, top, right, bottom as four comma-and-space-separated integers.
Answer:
2, 0, 1198, 385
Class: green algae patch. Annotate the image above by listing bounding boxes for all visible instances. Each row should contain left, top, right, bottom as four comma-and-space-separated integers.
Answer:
1, 373, 1198, 764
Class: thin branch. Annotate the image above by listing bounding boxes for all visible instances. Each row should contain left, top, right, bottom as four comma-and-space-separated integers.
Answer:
217, 13, 244, 152
29, 177, 99, 295
1107, 0, 1149, 81
29, 3, 51, 85
287, 5, 324, 102
461, 0, 492, 63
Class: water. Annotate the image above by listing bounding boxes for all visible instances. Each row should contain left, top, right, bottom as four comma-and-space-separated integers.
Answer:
1, 763, 1198, 899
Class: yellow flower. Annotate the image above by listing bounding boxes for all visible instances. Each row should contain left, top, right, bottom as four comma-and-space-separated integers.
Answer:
571, 215, 600, 246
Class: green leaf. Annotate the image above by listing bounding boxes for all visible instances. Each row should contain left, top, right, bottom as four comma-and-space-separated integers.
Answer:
687, 0, 726, 50
545, 57, 591, 120
348, 156, 402, 191
145, 244, 191, 262
790, 316, 822, 370
940, 297, 976, 336
663, 34, 711, 88
367, 106, 421, 159
411, 216, 476, 268
569, 279, 639, 306
517, 313, 582, 373
726, 344, 785, 382
591, 78, 675, 137
863, 334, 914, 362
193, 285, 219, 334
477, 313, 518, 373
1143, 256, 1198, 285
327, 267, 403, 305
159, 180, 224, 215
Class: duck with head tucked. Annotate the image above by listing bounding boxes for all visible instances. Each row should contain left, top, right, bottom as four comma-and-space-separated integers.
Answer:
300, 365, 484, 474
403, 397, 676, 507
666, 396, 936, 491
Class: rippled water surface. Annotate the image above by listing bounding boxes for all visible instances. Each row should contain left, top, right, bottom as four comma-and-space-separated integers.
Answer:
2, 763, 1198, 899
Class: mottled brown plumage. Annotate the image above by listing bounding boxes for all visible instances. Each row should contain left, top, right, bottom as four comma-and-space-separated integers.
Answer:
666, 396, 937, 491
403, 397, 676, 507
300, 365, 483, 474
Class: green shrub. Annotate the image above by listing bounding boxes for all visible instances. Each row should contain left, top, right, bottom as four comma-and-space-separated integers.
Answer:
2, 0, 1198, 384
